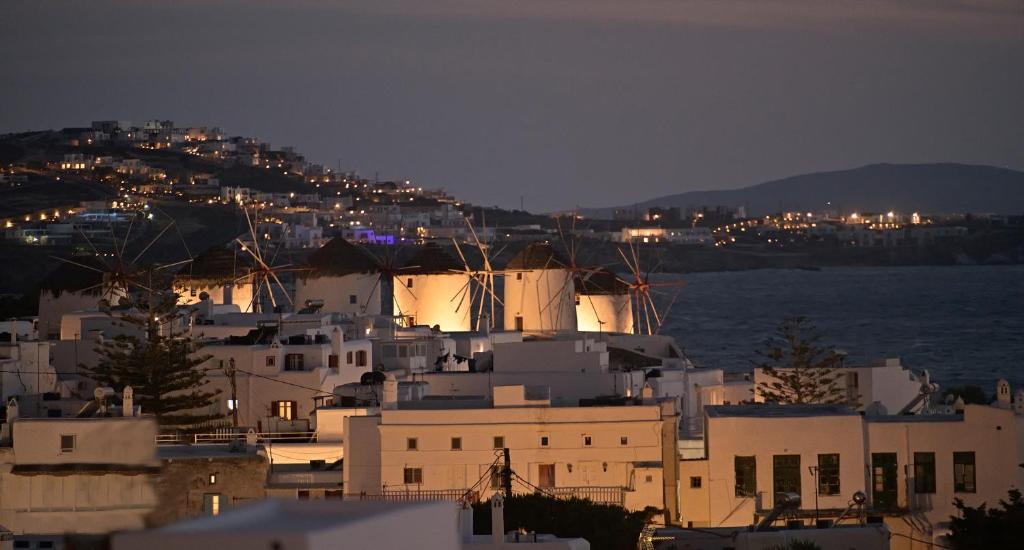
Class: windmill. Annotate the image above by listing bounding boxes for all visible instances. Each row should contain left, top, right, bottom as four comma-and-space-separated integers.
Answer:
614, 237, 685, 335
40, 210, 193, 338
233, 206, 301, 313
50, 211, 192, 302
449, 216, 505, 331
358, 244, 422, 325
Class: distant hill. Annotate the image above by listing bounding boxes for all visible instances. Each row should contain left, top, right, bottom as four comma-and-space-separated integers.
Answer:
584, 163, 1024, 218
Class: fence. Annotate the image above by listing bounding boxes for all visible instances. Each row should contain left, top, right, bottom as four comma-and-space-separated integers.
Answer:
156, 430, 316, 445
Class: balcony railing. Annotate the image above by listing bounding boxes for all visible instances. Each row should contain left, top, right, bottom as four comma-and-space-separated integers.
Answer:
156, 430, 316, 445
357, 489, 479, 503
538, 486, 625, 506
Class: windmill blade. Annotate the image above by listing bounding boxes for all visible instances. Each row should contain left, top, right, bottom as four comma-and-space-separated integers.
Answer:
361, 274, 383, 313
266, 268, 292, 307
654, 290, 681, 335
49, 255, 105, 274
120, 216, 135, 260
247, 276, 265, 313
76, 226, 112, 269
132, 220, 175, 265
644, 291, 662, 328
152, 258, 194, 272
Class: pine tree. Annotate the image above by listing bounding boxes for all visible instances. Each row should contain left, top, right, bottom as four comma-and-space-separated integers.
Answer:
83, 291, 222, 428
754, 316, 852, 405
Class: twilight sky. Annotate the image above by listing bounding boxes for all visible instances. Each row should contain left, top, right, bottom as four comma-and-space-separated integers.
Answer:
1, 0, 1022, 210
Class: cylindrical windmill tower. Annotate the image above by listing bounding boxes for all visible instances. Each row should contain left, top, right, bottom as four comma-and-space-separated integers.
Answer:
393, 242, 472, 331
295, 237, 383, 315
575, 267, 634, 334
173, 246, 254, 312
503, 241, 576, 333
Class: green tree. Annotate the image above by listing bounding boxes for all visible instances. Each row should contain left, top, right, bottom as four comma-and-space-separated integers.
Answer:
754, 316, 851, 405
948, 489, 1024, 549
83, 291, 222, 428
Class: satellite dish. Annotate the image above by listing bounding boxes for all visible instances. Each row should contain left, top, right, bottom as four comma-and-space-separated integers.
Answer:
852, 491, 867, 505
199, 291, 210, 301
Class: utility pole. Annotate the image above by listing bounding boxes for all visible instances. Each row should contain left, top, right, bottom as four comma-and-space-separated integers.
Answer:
501, 447, 513, 499
227, 358, 239, 428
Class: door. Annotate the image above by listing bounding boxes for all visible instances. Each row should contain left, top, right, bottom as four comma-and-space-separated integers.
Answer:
515, 316, 524, 332
539, 464, 556, 488
872, 453, 898, 510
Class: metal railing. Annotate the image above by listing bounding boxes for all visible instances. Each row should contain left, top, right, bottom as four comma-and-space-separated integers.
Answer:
156, 430, 316, 445
356, 489, 478, 503
541, 486, 625, 506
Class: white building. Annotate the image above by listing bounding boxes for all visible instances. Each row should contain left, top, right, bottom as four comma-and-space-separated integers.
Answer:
502, 243, 576, 334
0, 399, 159, 544
678, 390, 1024, 548
343, 385, 680, 519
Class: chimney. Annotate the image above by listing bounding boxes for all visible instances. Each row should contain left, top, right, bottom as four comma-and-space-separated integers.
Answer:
5, 398, 18, 423
122, 386, 134, 417
382, 374, 398, 410
490, 493, 505, 544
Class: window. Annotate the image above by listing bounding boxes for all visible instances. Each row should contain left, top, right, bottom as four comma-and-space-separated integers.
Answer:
583, 436, 592, 446
538, 464, 555, 488
954, 452, 976, 493
349, 294, 357, 304
209, 473, 217, 485
914, 452, 936, 494
620, 436, 629, 446
493, 436, 505, 449
451, 437, 462, 450
516, 273, 523, 280
407, 278, 413, 288
540, 436, 549, 447
735, 456, 757, 497
356, 350, 367, 366
644, 475, 653, 483
773, 455, 801, 495
346, 351, 353, 364
203, 493, 222, 516
284, 353, 304, 371
297, 490, 310, 500
265, 355, 276, 367
272, 401, 296, 420
227, 399, 238, 411
328, 354, 339, 369
60, 434, 75, 453
398, 345, 408, 358
817, 454, 840, 495
403, 467, 423, 484
407, 438, 418, 450
690, 476, 702, 489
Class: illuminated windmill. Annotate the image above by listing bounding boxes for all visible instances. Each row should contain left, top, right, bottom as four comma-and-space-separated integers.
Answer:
392, 242, 472, 331
548, 212, 634, 334
615, 238, 685, 335
233, 207, 299, 313
294, 237, 384, 315
449, 217, 505, 331
502, 241, 576, 333
172, 245, 255, 312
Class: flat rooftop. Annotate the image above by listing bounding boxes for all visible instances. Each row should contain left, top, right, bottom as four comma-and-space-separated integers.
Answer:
158, 499, 447, 534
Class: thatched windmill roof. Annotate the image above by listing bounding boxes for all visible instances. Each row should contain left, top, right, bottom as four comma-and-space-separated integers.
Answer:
39, 257, 107, 297
300, 237, 381, 279
575, 267, 630, 296
175, 246, 251, 284
504, 241, 567, 270
401, 242, 462, 275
